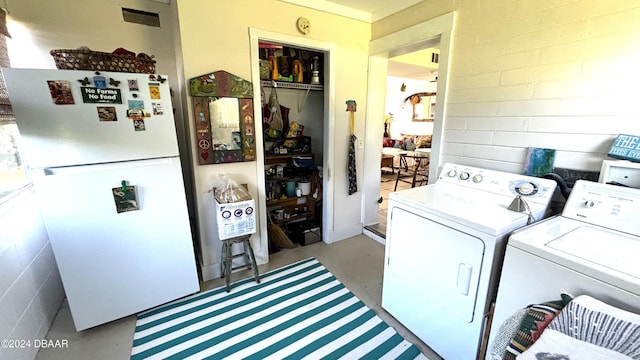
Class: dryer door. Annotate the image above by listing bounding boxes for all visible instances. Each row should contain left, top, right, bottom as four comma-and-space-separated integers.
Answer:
385, 206, 485, 322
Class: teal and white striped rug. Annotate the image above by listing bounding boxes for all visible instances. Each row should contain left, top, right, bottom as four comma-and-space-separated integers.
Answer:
130, 257, 427, 359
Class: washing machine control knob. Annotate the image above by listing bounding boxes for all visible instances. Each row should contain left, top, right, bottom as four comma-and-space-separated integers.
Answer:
459, 172, 470, 180
448, 170, 457, 177
472, 175, 483, 183
584, 200, 595, 208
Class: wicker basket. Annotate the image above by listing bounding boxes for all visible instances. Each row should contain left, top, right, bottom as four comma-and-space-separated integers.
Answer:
50, 49, 156, 73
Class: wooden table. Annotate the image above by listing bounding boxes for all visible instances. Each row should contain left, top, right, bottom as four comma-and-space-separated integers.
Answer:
381, 154, 395, 173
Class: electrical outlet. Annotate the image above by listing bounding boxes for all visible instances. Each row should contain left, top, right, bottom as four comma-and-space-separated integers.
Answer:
553, 168, 600, 187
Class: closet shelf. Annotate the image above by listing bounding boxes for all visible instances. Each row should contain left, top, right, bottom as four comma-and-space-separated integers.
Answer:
261, 80, 323, 91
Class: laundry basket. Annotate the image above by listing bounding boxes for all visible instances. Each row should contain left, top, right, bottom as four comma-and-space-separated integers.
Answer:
50, 49, 156, 73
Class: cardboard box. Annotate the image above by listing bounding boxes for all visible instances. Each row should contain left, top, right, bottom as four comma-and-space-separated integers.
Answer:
215, 198, 256, 240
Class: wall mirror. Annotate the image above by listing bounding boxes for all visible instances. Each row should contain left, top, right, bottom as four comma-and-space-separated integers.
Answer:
189, 71, 256, 164
405, 92, 436, 122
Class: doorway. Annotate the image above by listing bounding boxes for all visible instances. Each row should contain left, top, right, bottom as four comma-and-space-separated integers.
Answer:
362, 12, 455, 243
363, 43, 440, 240
249, 28, 336, 261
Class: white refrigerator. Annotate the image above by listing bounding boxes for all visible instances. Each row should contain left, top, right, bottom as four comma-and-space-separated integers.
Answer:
3, 68, 200, 331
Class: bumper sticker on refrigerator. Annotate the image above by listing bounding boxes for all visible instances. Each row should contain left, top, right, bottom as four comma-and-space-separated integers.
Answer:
80, 87, 122, 104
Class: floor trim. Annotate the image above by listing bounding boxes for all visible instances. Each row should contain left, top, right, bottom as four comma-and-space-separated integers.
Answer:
363, 226, 385, 245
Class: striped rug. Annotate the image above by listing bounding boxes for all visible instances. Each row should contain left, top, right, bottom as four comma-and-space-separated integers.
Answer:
130, 257, 428, 360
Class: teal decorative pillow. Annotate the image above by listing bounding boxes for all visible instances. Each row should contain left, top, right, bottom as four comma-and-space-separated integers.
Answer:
404, 139, 416, 151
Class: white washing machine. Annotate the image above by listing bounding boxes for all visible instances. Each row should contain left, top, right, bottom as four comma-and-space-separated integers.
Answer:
486, 180, 640, 360
382, 163, 558, 360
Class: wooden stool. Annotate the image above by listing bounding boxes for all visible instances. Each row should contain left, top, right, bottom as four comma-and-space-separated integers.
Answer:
221, 235, 260, 292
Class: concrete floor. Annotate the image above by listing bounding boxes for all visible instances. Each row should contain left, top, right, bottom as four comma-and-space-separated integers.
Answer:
35, 234, 442, 360
365, 170, 412, 239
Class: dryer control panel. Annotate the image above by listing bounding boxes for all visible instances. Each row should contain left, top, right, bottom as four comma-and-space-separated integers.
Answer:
564, 180, 640, 236
437, 163, 557, 205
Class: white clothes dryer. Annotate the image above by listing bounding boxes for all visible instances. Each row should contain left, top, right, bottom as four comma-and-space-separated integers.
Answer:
382, 163, 558, 360
486, 180, 640, 360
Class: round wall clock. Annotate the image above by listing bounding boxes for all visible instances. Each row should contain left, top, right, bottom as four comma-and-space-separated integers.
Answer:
296, 17, 310, 35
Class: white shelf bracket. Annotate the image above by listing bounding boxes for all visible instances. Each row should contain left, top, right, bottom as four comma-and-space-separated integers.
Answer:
298, 88, 311, 113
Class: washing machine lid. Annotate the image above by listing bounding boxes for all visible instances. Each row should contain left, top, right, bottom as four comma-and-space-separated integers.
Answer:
389, 182, 546, 236
508, 216, 640, 296
546, 226, 639, 280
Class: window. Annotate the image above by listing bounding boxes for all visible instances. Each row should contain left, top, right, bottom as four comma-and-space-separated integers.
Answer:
0, 121, 27, 201
0, 22, 29, 203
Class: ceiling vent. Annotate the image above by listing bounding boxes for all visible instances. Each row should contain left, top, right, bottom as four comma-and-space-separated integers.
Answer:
122, 8, 160, 27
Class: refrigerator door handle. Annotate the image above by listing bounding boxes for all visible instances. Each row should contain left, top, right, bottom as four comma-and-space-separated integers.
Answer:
39, 157, 179, 176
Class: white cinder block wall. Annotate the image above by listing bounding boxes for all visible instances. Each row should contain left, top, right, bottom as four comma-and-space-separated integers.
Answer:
440, 0, 640, 174
0, 191, 64, 360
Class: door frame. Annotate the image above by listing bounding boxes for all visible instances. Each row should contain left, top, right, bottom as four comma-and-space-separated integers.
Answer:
362, 12, 456, 234
249, 28, 337, 258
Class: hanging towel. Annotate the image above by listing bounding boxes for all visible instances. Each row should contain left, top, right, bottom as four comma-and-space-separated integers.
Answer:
346, 100, 357, 195
348, 134, 357, 195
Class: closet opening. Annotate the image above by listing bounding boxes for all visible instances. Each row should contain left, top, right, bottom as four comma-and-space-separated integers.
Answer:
259, 41, 325, 254
249, 28, 336, 262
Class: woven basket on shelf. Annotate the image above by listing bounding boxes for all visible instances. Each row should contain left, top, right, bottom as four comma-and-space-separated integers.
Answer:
49, 49, 156, 73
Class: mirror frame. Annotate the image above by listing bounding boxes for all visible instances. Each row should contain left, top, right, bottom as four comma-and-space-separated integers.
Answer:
189, 71, 256, 164
405, 92, 436, 122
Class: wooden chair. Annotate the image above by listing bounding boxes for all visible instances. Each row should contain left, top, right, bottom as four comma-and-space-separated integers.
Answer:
394, 154, 430, 191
